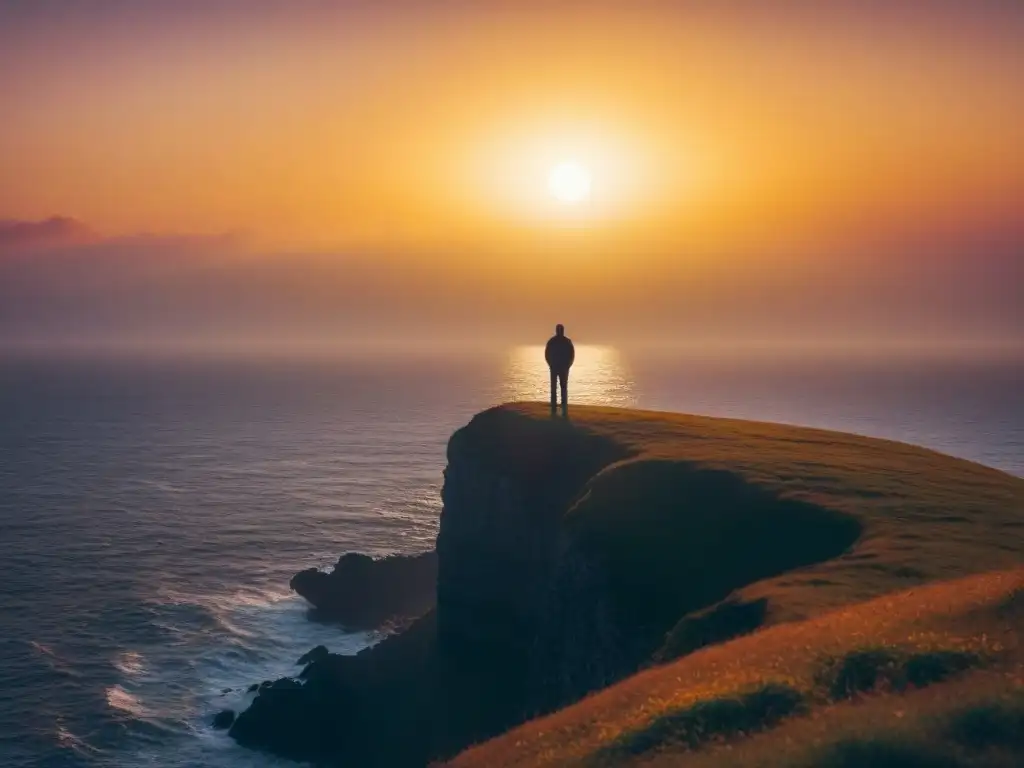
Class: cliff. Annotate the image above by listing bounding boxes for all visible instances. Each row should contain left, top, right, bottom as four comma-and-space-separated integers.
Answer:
229, 403, 1024, 766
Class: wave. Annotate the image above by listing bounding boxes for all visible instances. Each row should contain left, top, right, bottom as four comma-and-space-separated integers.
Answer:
55, 720, 102, 759
99, 585, 375, 766
112, 650, 146, 678
105, 685, 148, 718
29, 639, 82, 679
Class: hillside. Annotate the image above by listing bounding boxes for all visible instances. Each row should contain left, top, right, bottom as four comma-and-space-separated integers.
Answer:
450, 568, 1024, 767
230, 403, 1024, 766
457, 403, 1024, 639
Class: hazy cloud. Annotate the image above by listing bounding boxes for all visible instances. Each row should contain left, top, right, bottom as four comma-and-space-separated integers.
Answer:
0, 217, 98, 252
0, 218, 1019, 350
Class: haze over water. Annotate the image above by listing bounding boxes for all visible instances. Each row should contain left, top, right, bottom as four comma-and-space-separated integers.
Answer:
0, 346, 1020, 767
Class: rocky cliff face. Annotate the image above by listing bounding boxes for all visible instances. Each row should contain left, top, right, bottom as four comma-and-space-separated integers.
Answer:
230, 408, 634, 765
437, 431, 632, 711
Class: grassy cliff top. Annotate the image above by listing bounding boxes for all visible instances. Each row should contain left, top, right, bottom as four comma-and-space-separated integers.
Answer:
453, 403, 1024, 634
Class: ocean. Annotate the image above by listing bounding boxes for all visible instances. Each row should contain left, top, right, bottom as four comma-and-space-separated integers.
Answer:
1, 345, 1021, 767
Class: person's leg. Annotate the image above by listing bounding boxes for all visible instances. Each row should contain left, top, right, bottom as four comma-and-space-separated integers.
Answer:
560, 370, 569, 413
550, 369, 558, 410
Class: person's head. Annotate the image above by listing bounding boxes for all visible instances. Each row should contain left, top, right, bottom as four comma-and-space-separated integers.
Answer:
555, 324, 565, 336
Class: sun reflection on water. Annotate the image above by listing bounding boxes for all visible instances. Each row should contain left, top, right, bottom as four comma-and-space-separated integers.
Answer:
502, 345, 636, 407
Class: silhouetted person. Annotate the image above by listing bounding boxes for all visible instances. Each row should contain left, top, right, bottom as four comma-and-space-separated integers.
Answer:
545, 324, 575, 414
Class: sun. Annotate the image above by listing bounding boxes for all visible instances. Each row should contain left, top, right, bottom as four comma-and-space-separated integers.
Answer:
548, 161, 592, 204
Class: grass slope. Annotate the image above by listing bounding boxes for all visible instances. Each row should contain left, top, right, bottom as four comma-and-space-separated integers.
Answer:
458, 403, 1024, 644
449, 568, 1024, 767
443, 403, 1023, 764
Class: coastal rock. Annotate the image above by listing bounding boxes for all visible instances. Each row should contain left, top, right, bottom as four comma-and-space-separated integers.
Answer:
212, 709, 235, 729
230, 675, 343, 760
296, 644, 329, 666
230, 640, 408, 763
290, 551, 437, 629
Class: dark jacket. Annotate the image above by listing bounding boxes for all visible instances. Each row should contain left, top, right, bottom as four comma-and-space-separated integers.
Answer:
545, 335, 575, 372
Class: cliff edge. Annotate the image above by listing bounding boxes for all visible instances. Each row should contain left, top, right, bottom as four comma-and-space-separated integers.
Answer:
230, 403, 1024, 766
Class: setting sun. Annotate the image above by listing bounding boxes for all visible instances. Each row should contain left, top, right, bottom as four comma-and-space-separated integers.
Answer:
548, 161, 592, 204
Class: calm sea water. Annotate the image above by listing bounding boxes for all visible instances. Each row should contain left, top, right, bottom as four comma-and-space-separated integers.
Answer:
0, 346, 1021, 767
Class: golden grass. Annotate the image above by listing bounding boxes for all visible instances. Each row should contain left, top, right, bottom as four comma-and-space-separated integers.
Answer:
449, 569, 1024, 767
652, 672, 1024, 768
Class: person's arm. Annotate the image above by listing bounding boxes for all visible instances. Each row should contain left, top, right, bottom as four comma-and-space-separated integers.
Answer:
567, 339, 576, 367
545, 339, 554, 366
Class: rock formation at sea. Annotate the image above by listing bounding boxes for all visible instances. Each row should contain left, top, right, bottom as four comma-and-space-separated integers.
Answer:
290, 550, 437, 629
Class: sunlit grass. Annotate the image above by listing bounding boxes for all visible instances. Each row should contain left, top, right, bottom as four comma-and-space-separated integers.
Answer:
450, 568, 1023, 766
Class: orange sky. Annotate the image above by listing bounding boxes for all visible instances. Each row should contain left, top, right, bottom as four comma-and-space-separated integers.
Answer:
1, 2, 1021, 257
0, 2, 1021, 346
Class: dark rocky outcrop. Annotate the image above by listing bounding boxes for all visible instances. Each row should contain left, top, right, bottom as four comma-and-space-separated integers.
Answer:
296, 644, 329, 666
231, 614, 437, 762
212, 709, 236, 729
290, 551, 437, 629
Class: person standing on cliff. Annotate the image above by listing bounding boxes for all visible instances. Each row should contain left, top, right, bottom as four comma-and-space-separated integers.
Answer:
545, 324, 575, 415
